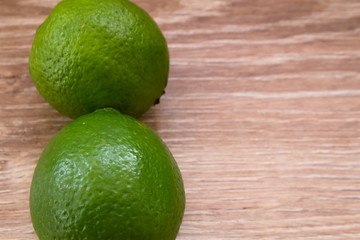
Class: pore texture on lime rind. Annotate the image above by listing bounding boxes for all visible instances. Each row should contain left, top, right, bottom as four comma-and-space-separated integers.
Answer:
29, 0, 169, 119
30, 108, 185, 240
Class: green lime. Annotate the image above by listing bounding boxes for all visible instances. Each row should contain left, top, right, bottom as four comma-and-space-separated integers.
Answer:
29, 0, 169, 119
30, 108, 185, 240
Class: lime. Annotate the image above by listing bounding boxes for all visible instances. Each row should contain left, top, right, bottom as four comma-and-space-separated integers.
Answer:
30, 108, 185, 240
29, 0, 169, 119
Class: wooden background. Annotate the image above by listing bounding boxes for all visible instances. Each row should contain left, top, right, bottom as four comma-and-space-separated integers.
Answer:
1, 0, 360, 239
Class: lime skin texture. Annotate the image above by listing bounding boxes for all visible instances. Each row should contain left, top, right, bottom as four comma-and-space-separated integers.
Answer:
29, 0, 169, 119
30, 108, 185, 240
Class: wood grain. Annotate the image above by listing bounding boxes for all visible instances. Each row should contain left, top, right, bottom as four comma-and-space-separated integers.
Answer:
1, 0, 360, 239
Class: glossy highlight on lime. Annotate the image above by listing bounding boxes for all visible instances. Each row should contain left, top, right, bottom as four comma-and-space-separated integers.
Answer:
30, 108, 185, 240
29, 0, 169, 119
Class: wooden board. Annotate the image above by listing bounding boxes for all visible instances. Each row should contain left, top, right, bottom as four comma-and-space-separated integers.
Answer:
1, 0, 360, 239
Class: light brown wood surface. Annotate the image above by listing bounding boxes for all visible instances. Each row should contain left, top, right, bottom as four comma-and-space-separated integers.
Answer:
1, 0, 360, 239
